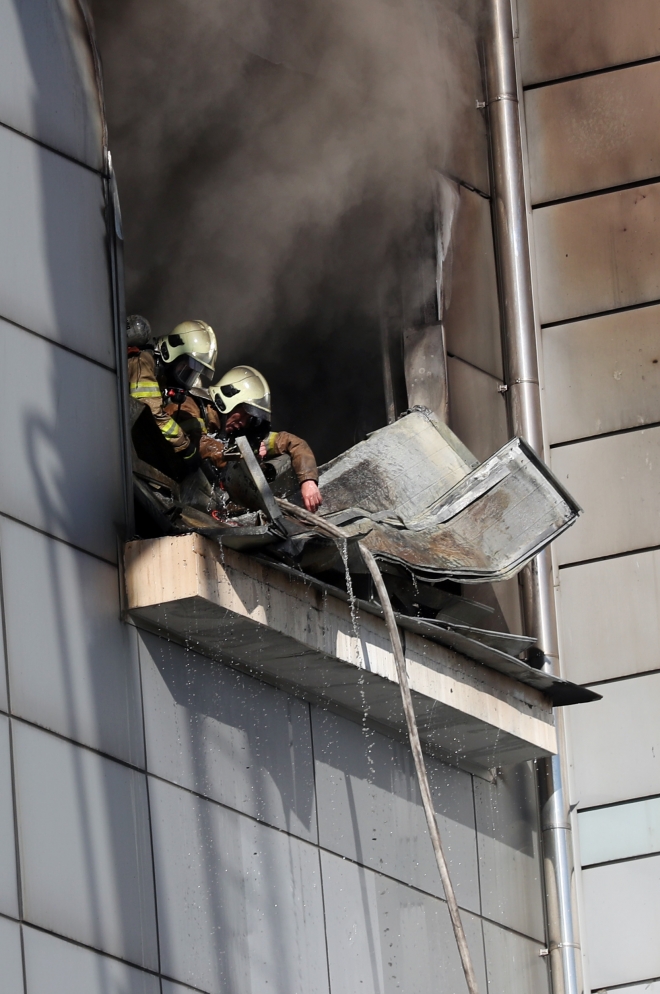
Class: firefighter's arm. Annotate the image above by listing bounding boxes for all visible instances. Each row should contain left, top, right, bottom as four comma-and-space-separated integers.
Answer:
128, 351, 192, 456
266, 431, 322, 512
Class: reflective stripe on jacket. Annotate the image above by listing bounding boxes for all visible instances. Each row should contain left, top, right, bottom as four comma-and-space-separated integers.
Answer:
128, 350, 190, 454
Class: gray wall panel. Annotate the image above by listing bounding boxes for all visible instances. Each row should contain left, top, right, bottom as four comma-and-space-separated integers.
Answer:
444, 186, 502, 379
2, 520, 143, 767
0, 0, 103, 169
533, 183, 660, 326
161, 983, 199, 994
525, 63, 660, 204
312, 708, 479, 913
474, 764, 545, 941
23, 926, 160, 994
582, 855, 660, 989
13, 723, 157, 969
579, 796, 660, 866
0, 126, 113, 366
321, 848, 487, 994
447, 357, 509, 462
551, 426, 660, 565
517, 0, 660, 85
0, 321, 123, 563
149, 776, 328, 994
558, 548, 660, 685
482, 919, 550, 994
542, 305, 660, 445
566, 674, 660, 807
138, 632, 316, 842
0, 715, 18, 919
0, 593, 7, 713
0, 916, 24, 994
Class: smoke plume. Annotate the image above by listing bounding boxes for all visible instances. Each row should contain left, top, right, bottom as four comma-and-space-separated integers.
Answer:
90, 0, 480, 459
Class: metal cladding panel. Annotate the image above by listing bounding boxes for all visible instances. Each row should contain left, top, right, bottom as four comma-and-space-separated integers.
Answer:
444, 186, 503, 379
13, 723, 158, 969
551, 426, 660, 565
482, 919, 550, 994
138, 631, 317, 843
0, 126, 113, 366
447, 357, 508, 463
320, 848, 488, 994
162, 983, 198, 994
0, 917, 24, 994
436, 12, 490, 194
0, 715, 19, 919
525, 62, 660, 204
474, 763, 545, 942
533, 183, 660, 326
311, 708, 480, 913
2, 520, 144, 767
0, 591, 7, 713
614, 984, 660, 994
579, 796, 660, 866
542, 305, 660, 445
566, 674, 660, 807
0, 321, 123, 563
517, 0, 660, 85
582, 855, 660, 989
149, 776, 329, 994
23, 926, 160, 994
558, 548, 660, 685
0, 0, 103, 169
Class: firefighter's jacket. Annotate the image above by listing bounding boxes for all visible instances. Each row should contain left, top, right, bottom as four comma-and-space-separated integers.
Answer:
128, 349, 191, 455
263, 431, 318, 484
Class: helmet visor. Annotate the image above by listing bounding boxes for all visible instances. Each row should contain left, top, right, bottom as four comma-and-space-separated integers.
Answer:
171, 356, 205, 389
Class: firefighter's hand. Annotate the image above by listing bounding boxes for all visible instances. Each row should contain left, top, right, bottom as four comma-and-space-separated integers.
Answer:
259, 440, 267, 458
301, 480, 323, 513
199, 434, 226, 467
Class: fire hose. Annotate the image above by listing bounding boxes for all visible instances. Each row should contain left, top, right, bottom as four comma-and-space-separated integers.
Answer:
276, 499, 480, 994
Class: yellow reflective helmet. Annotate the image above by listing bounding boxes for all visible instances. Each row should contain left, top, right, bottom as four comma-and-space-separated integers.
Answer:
210, 365, 271, 422
157, 320, 217, 389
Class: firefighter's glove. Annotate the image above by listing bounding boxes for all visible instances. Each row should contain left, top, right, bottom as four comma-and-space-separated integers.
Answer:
199, 434, 227, 468
301, 480, 323, 514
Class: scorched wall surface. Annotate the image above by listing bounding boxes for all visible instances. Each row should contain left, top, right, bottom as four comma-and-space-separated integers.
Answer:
0, 1, 552, 993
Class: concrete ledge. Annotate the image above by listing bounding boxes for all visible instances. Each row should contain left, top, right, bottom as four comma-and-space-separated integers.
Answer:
124, 534, 557, 775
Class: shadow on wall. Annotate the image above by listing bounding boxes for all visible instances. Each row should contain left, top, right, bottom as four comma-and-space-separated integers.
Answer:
89, 0, 482, 461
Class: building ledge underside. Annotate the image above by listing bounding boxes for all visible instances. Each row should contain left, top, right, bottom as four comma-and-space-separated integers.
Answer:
123, 534, 563, 777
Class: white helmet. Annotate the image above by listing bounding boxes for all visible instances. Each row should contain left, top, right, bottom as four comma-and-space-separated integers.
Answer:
157, 320, 217, 388
209, 365, 271, 423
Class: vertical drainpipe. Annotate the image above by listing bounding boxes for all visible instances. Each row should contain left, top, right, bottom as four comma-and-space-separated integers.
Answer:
484, 3, 581, 994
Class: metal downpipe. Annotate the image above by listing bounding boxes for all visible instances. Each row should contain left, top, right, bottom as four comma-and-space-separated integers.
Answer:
484, 2, 580, 993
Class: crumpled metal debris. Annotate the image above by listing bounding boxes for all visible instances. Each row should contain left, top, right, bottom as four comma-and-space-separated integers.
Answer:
309, 407, 580, 582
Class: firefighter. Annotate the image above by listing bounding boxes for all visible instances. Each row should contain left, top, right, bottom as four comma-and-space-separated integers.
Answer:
209, 365, 323, 513
128, 316, 225, 479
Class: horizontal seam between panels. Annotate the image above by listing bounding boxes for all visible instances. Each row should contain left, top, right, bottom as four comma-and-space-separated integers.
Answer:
550, 420, 660, 450
1, 914, 166, 987
578, 791, 660, 814
541, 296, 660, 329
0, 312, 117, 374
0, 511, 118, 569
523, 52, 660, 91
558, 543, 660, 569
0, 119, 105, 176
581, 668, 660, 690
596, 977, 660, 993
582, 850, 660, 871
532, 174, 660, 210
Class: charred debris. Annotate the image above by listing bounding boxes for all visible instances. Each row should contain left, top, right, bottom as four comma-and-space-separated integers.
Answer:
133, 405, 596, 707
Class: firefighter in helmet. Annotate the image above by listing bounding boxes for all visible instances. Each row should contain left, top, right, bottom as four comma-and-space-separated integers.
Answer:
128, 316, 225, 479
209, 365, 322, 513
